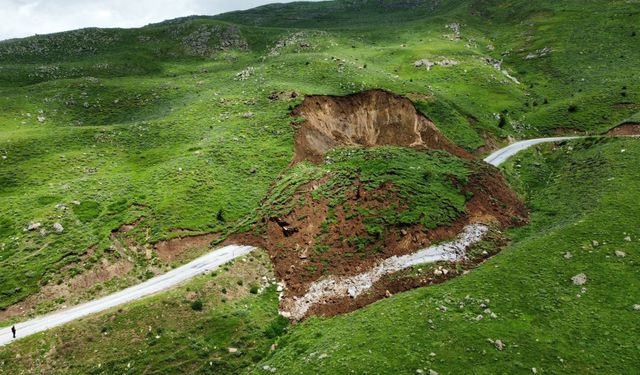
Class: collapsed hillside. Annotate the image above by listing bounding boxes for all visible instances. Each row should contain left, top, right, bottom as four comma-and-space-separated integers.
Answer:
291, 90, 472, 163
257, 91, 527, 320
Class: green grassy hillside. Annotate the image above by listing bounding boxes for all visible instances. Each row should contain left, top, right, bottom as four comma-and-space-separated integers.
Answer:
0, 0, 639, 373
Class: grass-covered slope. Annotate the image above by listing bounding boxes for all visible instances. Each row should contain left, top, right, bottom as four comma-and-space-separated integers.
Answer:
0, 250, 288, 374
253, 137, 640, 374
0, 0, 638, 337
2, 138, 638, 374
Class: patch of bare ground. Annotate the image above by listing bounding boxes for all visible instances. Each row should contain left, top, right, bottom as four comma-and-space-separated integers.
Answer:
291, 89, 472, 163
0, 246, 132, 323
606, 122, 640, 136
153, 233, 219, 262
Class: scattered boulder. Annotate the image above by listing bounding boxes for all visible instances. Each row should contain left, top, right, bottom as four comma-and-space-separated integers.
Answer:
524, 47, 553, 60
414, 58, 459, 71
242, 112, 254, 119
633, 304, 640, 311
53, 222, 64, 233
27, 222, 42, 231
571, 273, 588, 286
494, 339, 505, 351
563, 252, 573, 259
235, 67, 255, 81
228, 347, 238, 353
615, 250, 626, 257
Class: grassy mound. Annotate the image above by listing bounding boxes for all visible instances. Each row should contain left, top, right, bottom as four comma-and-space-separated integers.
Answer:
253, 138, 640, 374
259, 146, 525, 318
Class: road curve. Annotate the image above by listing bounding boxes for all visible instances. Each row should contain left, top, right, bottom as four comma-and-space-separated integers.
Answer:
0, 245, 254, 346
0, 136, 584, 347
484, 136, 582, 166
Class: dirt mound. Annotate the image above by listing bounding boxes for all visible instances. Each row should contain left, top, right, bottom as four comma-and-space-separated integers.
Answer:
291, 89, 472, 163
262, 162, 526, 319
606, 123, 640, 136
153, 234, 218, 261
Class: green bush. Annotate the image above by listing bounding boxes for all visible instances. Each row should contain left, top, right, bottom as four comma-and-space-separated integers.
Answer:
190, 300, 203, 311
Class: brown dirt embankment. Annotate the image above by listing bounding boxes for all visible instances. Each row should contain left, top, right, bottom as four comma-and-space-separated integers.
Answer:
606, 123, 640, 136
264, 163, 527, 309
291, 89, 472, 163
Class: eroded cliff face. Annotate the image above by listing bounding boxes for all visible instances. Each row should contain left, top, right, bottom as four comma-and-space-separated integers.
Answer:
291, 89, 471, 163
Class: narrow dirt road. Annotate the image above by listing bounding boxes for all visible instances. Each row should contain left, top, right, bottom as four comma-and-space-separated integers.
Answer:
0, 136, 584, 347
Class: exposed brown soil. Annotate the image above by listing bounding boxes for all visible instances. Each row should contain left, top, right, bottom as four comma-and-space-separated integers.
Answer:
153, 233, 219, 262
606, 123, 640, 136
306, 230, 509, 318
612, 103, 640, 110
291, 89, 472, 163
262, 163, 527, 311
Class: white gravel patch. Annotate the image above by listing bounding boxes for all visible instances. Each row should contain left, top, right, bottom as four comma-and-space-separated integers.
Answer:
280, 224, 489, 320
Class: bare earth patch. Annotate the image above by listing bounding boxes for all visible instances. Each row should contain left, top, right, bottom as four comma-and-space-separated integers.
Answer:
607, 123, 640, 136
153, 233, 218, 262
291, 89, 472, 163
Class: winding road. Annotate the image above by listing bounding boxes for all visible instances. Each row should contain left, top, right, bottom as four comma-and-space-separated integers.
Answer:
0, 136, 582, 347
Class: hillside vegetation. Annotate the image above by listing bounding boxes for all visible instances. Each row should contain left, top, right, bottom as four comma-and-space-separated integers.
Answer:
0, 0, 639, 373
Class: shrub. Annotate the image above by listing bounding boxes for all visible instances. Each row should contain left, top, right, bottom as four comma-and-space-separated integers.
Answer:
249, 285, 259, 294
568, 104, 578, 113
190, 300, 203, 311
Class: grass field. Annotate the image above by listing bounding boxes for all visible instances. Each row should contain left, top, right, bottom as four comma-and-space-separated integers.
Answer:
0, 0, 639, 373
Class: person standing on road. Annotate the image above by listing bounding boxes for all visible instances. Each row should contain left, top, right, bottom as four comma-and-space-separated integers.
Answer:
11, 325, 16, 339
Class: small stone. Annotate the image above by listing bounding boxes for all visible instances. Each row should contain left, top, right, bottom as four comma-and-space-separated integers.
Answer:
532, 368, 537, 374
27, 222, 42, 231
416, 370, 424, 375
434, 269, 443, 276
624, 236, 632, 242
474, 314, 484, 321
385, 290, 393, 298
53, 222, 64, 233
490, 312, 498, 319
633, 304, 640, 311
615, 250, 626, 257
494, 339, 505, 351
592, 240, 599, 247
563, 252, 573, 259
242, 112, 254, 119
429, 370, 439, 375
228, 347, 238, 353
571, 273, 587, 286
